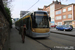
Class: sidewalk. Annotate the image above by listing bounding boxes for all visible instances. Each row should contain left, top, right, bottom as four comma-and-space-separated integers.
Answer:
50, 28, 75, 37
9, 25, 48, 50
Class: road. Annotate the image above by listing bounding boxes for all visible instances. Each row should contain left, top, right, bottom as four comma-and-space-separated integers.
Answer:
10, 25, 75, 50
33, 33, 75, 50
50, 33, 75, 46
35, 33, 75, 50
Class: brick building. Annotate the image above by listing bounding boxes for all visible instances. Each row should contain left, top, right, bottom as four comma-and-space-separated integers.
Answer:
55, 4, 75, 28
38, 0, 66, 25
38, 6, 50, 17
38, 8, 43, 11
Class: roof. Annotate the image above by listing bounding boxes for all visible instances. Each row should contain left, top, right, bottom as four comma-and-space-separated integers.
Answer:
38, 1, 63, 10
48, 1, 61, 6
44, 6, 48, 8
55, 3, 75, 11
38, 8, 43, 10
35, 10, 47, 13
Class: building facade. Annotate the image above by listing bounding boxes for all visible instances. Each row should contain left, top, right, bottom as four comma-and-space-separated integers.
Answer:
55, 4, 75, 28
38, 0, 75, 28
55, 7, 62, 25
20, 11, 29, 18
38, 1, 66, 25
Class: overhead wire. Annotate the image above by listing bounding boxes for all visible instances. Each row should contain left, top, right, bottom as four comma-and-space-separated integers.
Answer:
27, 0, 39, 11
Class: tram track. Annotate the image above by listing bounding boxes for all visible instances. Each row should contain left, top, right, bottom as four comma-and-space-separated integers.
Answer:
26, 34, 75, 50
26, 31, 75, 50
33, 38, 75, 50
26, 36, 66, 50
34, 39, 52, 50
33, 38, 69, 50
26, 35, 52, 50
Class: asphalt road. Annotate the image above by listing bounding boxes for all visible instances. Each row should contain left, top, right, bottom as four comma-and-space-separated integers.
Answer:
35, 33, 75, 50
50, 33, 75, 46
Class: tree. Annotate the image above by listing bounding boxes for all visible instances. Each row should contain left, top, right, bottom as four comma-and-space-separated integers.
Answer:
4, 7, 12, 28
2, 0, 13, 28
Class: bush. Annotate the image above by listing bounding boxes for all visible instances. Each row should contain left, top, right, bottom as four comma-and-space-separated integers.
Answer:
4, 7, 12, 28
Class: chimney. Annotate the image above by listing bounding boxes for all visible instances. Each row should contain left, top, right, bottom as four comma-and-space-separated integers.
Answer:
56, 0, 58, 2
59, 2, 61, 4
56, 0, 58, 3
53, 1, 54, 3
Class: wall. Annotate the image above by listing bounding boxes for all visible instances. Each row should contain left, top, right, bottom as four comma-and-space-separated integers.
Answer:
55, 8, 62, 25
62, 5, 72, 21
0, 11, 10, 50
50, 4, 55, 25
55, 4, 66, 9
74, 5, 75, 20
0, 0, 10, 50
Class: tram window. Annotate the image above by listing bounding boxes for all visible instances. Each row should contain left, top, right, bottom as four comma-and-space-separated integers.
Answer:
23, 18, 27, 28
49, 17, 51, 21
25, 18, 28, 29
31, 13, 34, 20
29, 18, 31, 30
23, 18, 26, 25
27, 18, 29, 29
31, 13, 33, 16
26, 17, 30, 29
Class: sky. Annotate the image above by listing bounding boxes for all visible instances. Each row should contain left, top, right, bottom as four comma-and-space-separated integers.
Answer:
11, 0, 75, 18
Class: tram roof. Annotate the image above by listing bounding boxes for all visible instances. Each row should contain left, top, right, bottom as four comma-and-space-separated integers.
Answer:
34, 11, 47, 13
20, 11, 47, 19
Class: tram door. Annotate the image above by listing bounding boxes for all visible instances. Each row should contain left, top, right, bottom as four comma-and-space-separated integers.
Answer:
26, 17, 31, 35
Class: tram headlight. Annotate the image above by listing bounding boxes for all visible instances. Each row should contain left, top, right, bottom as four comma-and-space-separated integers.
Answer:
33, 29, 35, 31
32, 29, 36, 32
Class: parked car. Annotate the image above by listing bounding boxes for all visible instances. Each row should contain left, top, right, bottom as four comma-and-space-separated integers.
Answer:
56, 25, 73, 31
51, 25, 57, 28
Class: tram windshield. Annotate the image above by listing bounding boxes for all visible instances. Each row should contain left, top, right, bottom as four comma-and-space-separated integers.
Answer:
32, 12, 49, 28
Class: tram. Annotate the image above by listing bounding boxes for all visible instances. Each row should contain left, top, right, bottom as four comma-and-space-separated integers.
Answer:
15, 11, 51, 38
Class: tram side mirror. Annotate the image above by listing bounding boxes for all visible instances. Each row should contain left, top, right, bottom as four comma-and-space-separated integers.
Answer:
49, 17, 51, 22
31, 13, 33, 16
31, 13, 34, 19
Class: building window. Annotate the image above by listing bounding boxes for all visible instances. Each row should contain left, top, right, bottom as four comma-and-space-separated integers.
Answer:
56, 16, 61, 20
56, 10, 61, 15
48, 8, 49, 11
63, 9, 66, 12
63, 15, 66, 19
68, 7, 72, 11
68, 14, 72, 18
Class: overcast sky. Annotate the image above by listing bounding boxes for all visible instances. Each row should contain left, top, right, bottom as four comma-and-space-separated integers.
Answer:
11, 0, 75, 18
